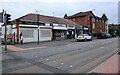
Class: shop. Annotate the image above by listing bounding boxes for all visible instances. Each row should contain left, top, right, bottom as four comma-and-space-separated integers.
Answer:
4, 13, 80, 43
67, 25, 75, 39
12, 24, 52, 43
52, 24, 67, 40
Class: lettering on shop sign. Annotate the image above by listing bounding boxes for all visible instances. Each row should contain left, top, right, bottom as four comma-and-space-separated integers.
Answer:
53, 24, 66, 27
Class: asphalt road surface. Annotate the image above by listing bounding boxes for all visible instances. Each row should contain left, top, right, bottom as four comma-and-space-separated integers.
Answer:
2, 37, 118, 73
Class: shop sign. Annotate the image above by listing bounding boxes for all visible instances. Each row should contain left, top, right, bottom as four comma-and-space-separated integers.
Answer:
68, 25, 75, 29
58, 24, 66, 27
45, 23, 50, 26
84, 27, 88, 30
76, 26, 82, 30
53, 24, 66, 27
53, 27, 67, 30
53, 24, 59, 26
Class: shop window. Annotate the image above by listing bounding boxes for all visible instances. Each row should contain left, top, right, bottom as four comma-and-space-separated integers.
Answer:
61, 31, 65, 37
41, 29, 51, 38
21, 29, 34, 38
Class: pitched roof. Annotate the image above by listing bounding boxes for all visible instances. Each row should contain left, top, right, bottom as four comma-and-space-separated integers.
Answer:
102, 14, 108, 21
65, 11, 95, 18
14, 13, 79, 26
95, 16, 102, 20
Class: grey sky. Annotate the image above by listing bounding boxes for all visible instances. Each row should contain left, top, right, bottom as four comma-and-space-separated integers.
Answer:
0, 0, 119, 24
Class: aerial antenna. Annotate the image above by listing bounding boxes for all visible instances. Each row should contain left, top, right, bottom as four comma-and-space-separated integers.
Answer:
53, 12, 55, 17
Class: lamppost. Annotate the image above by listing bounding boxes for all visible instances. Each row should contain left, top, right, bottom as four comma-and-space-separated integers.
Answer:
35, 10, 43, 45
4, 11, 7, 52
35, 11, 40, 45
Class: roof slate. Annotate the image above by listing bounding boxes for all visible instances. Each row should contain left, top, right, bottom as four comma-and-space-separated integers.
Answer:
15, 13, 79, 26
66, 11, 94, 18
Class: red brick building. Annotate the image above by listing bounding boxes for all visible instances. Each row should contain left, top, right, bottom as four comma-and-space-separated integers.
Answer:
64, 11, 108, 35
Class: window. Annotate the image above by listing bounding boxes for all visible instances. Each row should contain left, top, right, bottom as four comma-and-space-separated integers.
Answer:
93, 23, 95, 29
92, 18, 95, 22
96, 19, 98, 22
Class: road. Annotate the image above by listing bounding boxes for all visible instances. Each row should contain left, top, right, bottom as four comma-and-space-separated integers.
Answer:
2, 37, 118, 73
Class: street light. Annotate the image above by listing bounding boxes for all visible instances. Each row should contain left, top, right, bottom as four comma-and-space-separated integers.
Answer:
35, 11, 40, 45
35, 10, 43, 45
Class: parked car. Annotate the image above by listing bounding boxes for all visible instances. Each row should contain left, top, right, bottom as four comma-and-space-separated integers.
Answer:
77, 34, 92, 42
109, 32, 116, 37
97, 32, 107, 39
105, 33, 112, 38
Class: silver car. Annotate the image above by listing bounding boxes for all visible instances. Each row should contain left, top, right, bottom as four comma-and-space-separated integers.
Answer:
77, 34, 92, 42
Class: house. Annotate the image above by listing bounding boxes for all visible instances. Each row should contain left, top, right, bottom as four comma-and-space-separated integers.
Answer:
64, 11, 108, 36
101, 14, 108, 33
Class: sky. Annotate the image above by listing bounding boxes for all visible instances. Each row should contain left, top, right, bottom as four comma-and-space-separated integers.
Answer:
0, 0, 119, 24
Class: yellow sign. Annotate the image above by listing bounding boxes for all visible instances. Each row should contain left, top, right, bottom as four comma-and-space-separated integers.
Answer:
6, 28, 8, 31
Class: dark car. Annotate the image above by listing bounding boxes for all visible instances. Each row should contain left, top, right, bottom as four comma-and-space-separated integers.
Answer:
109, 32, 116, 37
97, 32, 107, 39
105, 33, 112, 38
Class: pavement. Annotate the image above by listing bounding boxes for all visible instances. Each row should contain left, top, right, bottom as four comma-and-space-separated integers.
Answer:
88, 37, 120, 74
1, 39, 77, 52
1, 38, 98, 52
89, 52, 119, 73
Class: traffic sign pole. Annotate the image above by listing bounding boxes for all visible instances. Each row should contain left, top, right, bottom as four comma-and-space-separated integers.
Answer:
4, 11, 7, 52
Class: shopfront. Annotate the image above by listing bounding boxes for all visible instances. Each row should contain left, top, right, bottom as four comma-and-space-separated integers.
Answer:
67, 25, 75, 39
12, 24, 52, 43
76, 26, 83, 37
83, 26, 89, 34
52, 24, 67, 40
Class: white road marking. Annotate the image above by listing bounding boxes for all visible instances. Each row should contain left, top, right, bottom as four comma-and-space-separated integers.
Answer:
70, 65, 73, 68
61, 63, 64, 65
47, 59, 49, 60
101, 47, 104, 48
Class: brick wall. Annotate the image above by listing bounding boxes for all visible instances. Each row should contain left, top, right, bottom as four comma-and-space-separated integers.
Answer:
69, 16, 87, 26
66, 11, 107, 34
